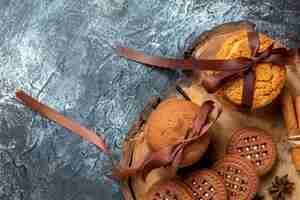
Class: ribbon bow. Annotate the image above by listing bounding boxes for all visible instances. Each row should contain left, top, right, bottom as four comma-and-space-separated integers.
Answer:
116, 31, 299, 108
201, 31, 277, 107
113, 100, 221, 179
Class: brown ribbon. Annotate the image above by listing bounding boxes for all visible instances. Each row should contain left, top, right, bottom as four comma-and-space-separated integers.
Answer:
116, 32, 300, 108
113, 100, 221, 179
15, 90, 110, 155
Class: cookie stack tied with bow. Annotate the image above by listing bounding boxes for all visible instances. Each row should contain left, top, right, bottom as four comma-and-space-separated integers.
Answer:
114, 95, 229, 200
192, 29, 286, 109
116, 21, 300, 110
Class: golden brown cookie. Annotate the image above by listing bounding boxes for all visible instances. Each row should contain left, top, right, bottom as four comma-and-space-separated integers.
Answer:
193, 31, 286, 109
183, 169, 227, 200
145, 98, 210, 167
146, 179, 194, 200
227, 127, 277, 176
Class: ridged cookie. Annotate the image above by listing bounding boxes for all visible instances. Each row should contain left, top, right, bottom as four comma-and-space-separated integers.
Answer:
184, 169, 227, 200
227, 127, 277, 176
213, 154, 259, 200
193, 31, 286, 109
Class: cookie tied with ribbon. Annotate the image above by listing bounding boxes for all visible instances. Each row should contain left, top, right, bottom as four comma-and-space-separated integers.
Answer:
145, 98, 212, 167
116, 22, 300, 109
113, 100, 221, 179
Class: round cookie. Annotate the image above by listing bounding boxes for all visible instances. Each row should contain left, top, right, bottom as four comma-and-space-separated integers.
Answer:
194, 31, 286, 109
145, 98, 210, 167
212, 154, 259, 200
227, 127, 277, 176
146, 179, 194, 200
218, 31, 285, 108
184, 169, 227, 200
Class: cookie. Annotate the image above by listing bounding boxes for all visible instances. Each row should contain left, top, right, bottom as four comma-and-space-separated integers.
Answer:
145, 98, 210, 167
212, 154, 259, 200
227, 127, 277, 176
146, 179, 194, 200
183, 169, 227, 200
193, 31, 286, 109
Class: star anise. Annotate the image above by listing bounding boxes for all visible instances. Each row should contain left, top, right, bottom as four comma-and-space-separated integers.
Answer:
268, 175, 295, 200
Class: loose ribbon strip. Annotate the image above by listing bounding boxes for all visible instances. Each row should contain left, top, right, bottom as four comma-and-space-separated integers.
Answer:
116, 32, 300, 108
112, 100, 222, 179
16, 90, 110, 155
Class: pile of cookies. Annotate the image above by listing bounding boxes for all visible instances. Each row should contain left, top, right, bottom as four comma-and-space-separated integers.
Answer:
191, 30, 286, 109
143, 99, 277, 200
145, 98, 211, 167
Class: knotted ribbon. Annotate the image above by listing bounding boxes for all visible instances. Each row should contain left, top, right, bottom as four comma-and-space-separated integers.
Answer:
116, 31, 300, 108
113, 100, 221, 179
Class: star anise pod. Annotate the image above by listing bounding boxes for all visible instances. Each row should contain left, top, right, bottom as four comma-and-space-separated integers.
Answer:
268, 174, 295, 200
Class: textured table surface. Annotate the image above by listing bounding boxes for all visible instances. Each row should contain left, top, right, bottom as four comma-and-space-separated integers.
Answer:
0, 0, 300, 199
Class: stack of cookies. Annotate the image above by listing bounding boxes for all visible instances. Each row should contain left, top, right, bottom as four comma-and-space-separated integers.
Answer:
192, 30, 286, 109
145, 98, 211, 167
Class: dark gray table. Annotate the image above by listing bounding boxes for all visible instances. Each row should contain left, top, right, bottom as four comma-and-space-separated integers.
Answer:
0, 0, 299, 199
